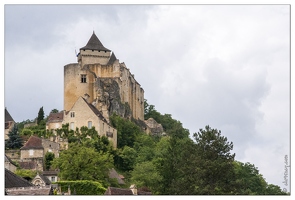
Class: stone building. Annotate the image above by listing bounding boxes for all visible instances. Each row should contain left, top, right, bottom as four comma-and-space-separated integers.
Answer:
64, 32, 144, 122
63, 96, 117, 148
5, 108, 15, 140
19, 135, 60, 171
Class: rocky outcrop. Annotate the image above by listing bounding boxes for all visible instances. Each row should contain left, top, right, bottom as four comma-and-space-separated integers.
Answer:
144, 118, 165, 136
92, 78, 132, 121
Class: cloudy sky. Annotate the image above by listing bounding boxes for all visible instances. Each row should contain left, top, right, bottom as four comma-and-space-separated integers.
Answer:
3, 2, 292, 192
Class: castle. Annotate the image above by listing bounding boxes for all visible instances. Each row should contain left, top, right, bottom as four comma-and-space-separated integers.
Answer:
64, 32, 144, 122
46, 32, 147, 148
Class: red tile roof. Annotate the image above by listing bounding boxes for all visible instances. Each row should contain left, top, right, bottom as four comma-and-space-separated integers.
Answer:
20, 135, 43, 150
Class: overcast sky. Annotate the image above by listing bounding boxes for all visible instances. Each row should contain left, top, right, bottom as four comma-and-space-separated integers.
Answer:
3, 3, 292, 192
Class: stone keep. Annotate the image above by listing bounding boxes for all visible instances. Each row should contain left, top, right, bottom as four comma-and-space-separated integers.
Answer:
64, 32, 144, 122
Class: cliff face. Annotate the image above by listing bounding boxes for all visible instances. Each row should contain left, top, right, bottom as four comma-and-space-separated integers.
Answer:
93, 78, 132, 121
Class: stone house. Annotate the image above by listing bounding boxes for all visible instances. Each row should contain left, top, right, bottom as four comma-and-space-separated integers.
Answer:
19, 135, 60, 171
63, 96, 117, 148
5, 108, 15, 140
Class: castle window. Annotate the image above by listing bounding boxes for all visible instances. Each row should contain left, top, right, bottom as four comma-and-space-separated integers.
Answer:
70, 112, 75, 118
81, 74, 87, 83
88, 121, 92, 129
51, 177, 56, 182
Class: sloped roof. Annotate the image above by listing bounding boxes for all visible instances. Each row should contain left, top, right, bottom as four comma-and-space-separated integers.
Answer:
47, 112, 63, 123
81, 97, 108, 124
5, 154, 17, 167
5, 168, 34, 188
6, 185, 53, 195
80, 32, 111, 52
42, 170, 59, 176
104, 187, 133, 195
20, 135, 43, 150
107, 52, 117, 65
5, 108, 14, 122
33, 174, 51, 185
109, 168, 125, 185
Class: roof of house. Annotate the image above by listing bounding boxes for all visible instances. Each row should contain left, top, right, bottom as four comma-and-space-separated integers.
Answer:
104, 187, 134, 195
81, 97, 108, 124
5, 168, 34, 189
47, 112, 64, 123
5, 154, 17, 167
108, 168, 125, 185
41, 170, 59, 176
20, 135, 44, 150
5, 185, 53, 195
5, 108, 14, 122
80, 32, 111, 52
33, 174, 51, 185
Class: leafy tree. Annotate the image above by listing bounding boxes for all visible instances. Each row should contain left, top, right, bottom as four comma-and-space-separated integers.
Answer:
51, 143, 113, 183
14, 169, 37, 181
5, 124, 23, 149
110, 114, 141, 148
50, 109, 59, 113
131, 161, 162, 193
116, 146, 137, 171
37, 106, 44, 125
44, 152, 55, 170
193, 125, 236, 194
265, 184, 288, 195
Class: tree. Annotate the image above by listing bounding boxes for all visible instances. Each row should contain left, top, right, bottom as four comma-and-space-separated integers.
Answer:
15, 169, 37, 181
5, 124, 23, 149
50, 109, 59, 113
44, 152, 55, 170
131, 161, 162, 193
110, 114, 141, 148
193, 125, 236, 194
37, 106, 44, 125
51, 143, 113, 183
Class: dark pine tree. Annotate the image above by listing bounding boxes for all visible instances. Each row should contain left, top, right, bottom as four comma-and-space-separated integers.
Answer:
5, 124, 23, 149
37, 106, 44, 125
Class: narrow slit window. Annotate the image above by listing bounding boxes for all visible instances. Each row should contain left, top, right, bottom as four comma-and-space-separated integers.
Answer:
81, 74, 87, 83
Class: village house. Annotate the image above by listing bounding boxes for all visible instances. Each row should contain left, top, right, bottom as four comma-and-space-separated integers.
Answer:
5, 108, 15, 140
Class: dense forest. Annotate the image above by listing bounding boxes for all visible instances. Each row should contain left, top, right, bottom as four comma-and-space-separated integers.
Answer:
7, 101, 288, 195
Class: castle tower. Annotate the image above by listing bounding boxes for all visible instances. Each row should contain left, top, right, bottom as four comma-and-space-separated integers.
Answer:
77, 31, 111, 68
64, 32, 144, 121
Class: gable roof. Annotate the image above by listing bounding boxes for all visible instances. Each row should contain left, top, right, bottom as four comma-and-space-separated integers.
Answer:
5, 108, 14, 122
80, 97, 108, 124
80, 32, 111, 52
5, 168, 34, 188
5, 154, 17, 167
47, 112, 63, 123
33, 174, 51, 185
108, 168, 125, 185
20, 135, 43, 150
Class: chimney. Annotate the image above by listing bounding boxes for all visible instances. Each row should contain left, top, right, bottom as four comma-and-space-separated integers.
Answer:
84, 93, 90, 102
130, 184, 137, 195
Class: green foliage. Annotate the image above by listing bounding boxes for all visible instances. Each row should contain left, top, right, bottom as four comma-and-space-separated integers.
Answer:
131, 161, 162, 193
37, 106, 45, 125
56, 180, 106, 195
15, 169, 37, 181
51, 143, 113, 184
193, 125, 236, 194
5, 124, 23, 149
44, 152, 55, 170
50, 109, 59, 113
144, 100, 189, 138
110, 114, 142, 148
116, 146, 137, 171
